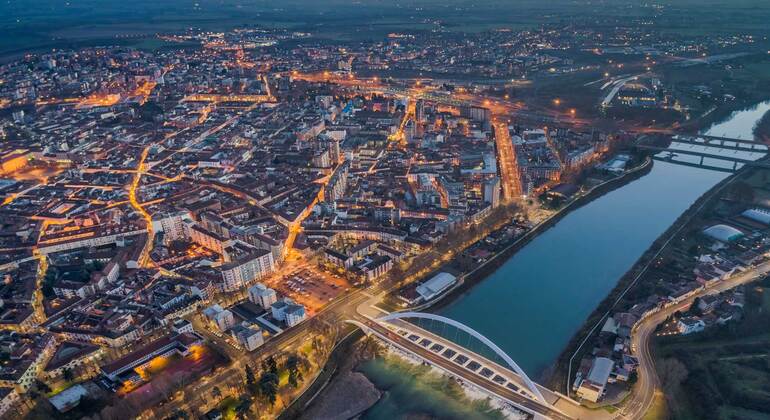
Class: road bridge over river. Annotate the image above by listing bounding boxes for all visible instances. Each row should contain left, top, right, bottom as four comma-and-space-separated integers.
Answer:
348, 312, 609, 420
637, 134, 770, 173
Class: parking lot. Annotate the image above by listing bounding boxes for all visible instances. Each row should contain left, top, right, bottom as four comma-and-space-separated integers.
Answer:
265, 266, 350, 315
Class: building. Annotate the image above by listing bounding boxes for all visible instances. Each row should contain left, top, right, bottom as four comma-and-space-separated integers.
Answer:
186, 223, 228, 255
0, 331, 56, 392
153, 211, 191, 242
415, 272, 457, 302
324, 161, 350, 202
43, 341, 100, 380
230, 324, 264, 351
483, 177, 501, 208
461, 105, 490, 122
100, 332, 203, 381
324, 248, 353, 269
284, 304, 306, 327
48, 384, 89, 413
0, 388, 20, 418
37, 225, 146, 255
220, 249, 275, 292
248, 283, 278, 309
677, 317, 706, 335
271, 298, 306, 327
741, 208, 770, 225
576, 357, 614, 402
202, 304, 235, 331
702, 224, 744, 243
351, 255, 393, 283
172, 319, 195, 334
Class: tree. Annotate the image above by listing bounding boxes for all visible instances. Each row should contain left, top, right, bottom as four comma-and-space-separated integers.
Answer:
659, 358, 688, 398
360, 335, 384, 360
286, 354, 304, 388
245, 365, 258, 396
235, 396, 254, 420
258, 372, 279, 406
35, 380, 51, 394
628, 370, 639, 384
262, 356, 278, 375
63, 367, 74, 382
165, 409, 189, 420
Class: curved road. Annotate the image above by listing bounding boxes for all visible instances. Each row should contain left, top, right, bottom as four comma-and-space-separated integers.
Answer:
620, 261, 770, 419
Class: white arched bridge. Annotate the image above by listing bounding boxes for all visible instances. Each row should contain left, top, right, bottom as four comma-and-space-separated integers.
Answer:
348, 312, 580, 420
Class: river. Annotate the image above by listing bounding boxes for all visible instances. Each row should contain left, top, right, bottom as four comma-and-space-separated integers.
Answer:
438, 100, 770, 376
356, 100, 770, 419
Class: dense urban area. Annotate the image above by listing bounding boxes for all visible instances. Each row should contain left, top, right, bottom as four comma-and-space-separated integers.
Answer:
1, 1, 770, 419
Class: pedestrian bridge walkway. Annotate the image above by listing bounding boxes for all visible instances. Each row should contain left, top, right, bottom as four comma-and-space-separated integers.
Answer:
348, 312, 594, 420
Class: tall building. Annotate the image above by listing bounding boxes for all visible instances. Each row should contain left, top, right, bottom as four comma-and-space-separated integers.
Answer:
153, 211, 190, 243
484, 177, 501, 207
220, 249, 275, 292
461, 105, 490, 122
324, 161, 350, 203
415, 99, 425, 122
327, 138, 341, 164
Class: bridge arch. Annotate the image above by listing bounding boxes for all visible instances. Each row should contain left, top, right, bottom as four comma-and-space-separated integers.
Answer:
378, 311, 547, 403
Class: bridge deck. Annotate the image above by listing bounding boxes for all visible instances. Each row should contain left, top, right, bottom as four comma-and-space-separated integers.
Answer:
671, 136, 768, 152
637, 145, 770, 169
698, 134, 769, 146
361, 318, 576, 420
651, 156, 738, 173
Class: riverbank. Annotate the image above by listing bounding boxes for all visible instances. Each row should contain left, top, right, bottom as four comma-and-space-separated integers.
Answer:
547, 159, 764, 393
754, 109, 770, 143
278, 330, 364, 420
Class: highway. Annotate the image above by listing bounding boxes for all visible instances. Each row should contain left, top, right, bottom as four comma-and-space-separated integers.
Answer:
620, 261, 770, 419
